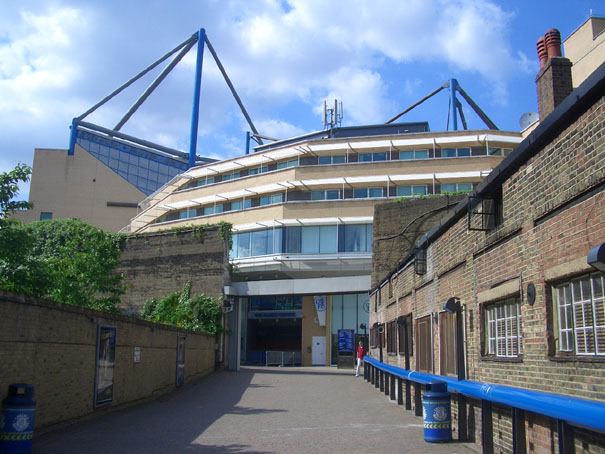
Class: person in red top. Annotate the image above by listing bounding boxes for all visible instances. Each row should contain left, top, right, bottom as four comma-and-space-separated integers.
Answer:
355, 340, 365, 377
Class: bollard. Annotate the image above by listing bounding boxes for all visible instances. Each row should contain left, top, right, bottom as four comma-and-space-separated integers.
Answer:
0, 384, 36, 453
422, 381, 452, 443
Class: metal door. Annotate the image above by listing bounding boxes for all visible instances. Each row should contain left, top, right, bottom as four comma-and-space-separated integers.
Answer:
312, 336, 326, 365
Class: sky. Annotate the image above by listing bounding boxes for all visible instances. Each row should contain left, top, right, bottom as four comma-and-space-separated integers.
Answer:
1, 0, 602, 198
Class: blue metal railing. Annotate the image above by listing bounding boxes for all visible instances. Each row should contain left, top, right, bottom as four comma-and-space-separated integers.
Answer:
363, 356, 605, 452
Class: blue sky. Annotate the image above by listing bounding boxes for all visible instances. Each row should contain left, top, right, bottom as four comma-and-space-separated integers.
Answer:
0, 0, 602, 198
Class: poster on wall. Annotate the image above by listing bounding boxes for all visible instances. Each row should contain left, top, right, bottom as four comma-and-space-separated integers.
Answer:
94, 325, 116, 407
314, 296, 327, 326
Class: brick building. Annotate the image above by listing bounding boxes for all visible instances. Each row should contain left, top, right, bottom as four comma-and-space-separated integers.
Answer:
369, 27, 605, 453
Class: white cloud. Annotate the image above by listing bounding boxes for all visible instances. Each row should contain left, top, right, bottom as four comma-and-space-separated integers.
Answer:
256, 119, 305, 140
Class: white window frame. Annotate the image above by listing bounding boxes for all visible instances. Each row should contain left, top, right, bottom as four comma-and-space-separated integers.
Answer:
555, 272, 605, 356
485, 297, 522, 358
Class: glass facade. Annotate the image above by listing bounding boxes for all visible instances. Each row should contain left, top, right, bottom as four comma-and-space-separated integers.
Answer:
330, 293, 370, 364
76, 130, 187, 196
230, 224, 372, 259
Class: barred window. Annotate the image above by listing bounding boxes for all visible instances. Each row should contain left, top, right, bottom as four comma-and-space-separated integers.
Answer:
555, 272, 605, 356
484, 297, 522, 358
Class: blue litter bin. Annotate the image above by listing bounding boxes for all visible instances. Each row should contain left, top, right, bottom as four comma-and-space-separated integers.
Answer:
422, 381, 452, 442
0, 384, 36, 453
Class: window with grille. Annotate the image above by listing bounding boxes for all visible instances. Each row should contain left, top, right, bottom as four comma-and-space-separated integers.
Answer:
416, 316, 432, 372
484, 297, 522, 358
387, 320, 397, 354
554, 272, 605, 356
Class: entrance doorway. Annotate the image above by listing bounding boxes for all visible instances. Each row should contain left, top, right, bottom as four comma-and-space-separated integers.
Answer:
312, 336, 326, 365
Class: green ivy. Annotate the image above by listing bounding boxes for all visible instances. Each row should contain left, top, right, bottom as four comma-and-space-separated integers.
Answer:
141, 281, 225, 334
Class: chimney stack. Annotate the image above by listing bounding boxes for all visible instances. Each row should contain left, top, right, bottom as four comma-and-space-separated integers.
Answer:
535, 28, 573, 120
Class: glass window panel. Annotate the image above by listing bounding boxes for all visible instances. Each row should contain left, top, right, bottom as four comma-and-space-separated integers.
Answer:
373, 152, 387, 161
271, 193, 283, 204
397, 186, 412, 197
237, 232, 250, 257
343, 294, 358, 329
243, 199, 252, 209
399, 151, 414, 160
331, 295, 343, 334
230, 234, 238, 259
458, 183, 473, 192
318, 156, 332, 165
203, 206, 214, 215
301, 226, 319, 253
215, 204, 223, 213
366, 224, 373, 252
369, 187, 383, 198
251, 230, 270, 256
458, 148, 471, 157
260, 196, 270, 206
343, 225, 366, 252
179, 210, 188, 219
277, 162, 287, 169
319, 225, 337, 253
231, 200, 242, 211
413, 185, 427, 196
311, 190, 325, 200
326, 190, 340, 200
442, 148, 457, 157
353, 188, 368, 198
415, 149, 428, 159
285, 227, 301, 253
333, 155, 346, 164
273, 228, 283, 253
441, 183, 457, 193
222, 173, 232, 181
359, 153, 372, 162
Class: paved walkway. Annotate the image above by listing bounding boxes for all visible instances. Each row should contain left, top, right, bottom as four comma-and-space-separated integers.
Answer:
35, 366, 478, 453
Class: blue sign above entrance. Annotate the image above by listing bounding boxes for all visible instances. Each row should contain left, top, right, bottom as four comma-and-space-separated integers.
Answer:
337, 329, 355, 352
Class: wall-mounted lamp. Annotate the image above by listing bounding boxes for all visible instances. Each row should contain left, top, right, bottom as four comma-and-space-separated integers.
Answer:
588, 243, 605, 272
443, 297, 460, 313
414, 247, 427, 275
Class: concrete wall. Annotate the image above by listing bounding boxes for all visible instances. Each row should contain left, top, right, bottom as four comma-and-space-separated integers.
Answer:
117, 226, 230, 315
14, 146, 145, 232
0, 291, 215, 432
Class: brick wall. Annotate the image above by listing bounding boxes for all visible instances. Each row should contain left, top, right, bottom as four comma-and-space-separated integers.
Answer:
371, 195, 465, 288
0, 291, 215, 431
117, 226, 230, 315
370, 91, 605, 452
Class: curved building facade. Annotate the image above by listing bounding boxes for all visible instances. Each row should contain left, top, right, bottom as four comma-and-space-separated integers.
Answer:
128, 123, 522, 366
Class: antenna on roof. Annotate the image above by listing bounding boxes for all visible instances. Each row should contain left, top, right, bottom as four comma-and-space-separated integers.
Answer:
323, 99, 343, 129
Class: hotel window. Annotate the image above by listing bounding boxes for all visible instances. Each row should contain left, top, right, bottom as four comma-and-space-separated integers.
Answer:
396, 185, 427, 198
488, 147, 513, 156
554, 272, 605, 356
260, 193, 283, 206
353, 188, 368, 198
440, 183, 473, 194
249, 166, 269, 175
442, 147, 471, 158
311, 189, 340, 200
277, 158, 298, 169
359, 152, 387, 162
399, 149, 429, 160
484, 297, 522, 358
